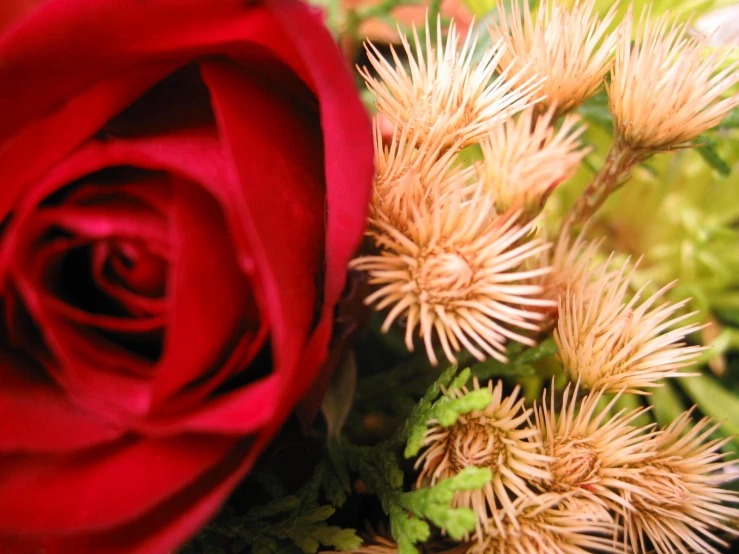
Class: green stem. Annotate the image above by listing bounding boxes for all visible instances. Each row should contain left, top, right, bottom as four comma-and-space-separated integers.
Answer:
565, 140, 647, 228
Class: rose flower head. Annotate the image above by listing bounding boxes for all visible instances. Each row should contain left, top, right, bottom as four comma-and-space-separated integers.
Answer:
533, 382, 655, 519
478, 106, 589, 215
0, 2, 373, 553
415, 379, 552, 537
619, 410, 739, 554
488, 0, 620, 116
555, 257, 705, 393
352, 173, 555, 366
608, 8, 739, 152
361, 17, 543, 150
467, 493, 620, 554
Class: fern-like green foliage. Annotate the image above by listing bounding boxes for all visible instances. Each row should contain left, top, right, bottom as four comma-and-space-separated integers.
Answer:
181, 461, 360, 554
343, 366, 496, 554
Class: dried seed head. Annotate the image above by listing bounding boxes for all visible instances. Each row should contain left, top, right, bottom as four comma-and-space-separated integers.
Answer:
478, 106, 590, 215
415, 380, 552, 537
608, 9, 739, 152
371, 117, 476, 234
555, 258, 706, 394
526, 225, 605, 328
352, 178, 555, 365
361, 18, 543, 150
466, 493, 621, 554
534, 383, 655, 518
488, 0, 620, 116
619, 410, 739, 554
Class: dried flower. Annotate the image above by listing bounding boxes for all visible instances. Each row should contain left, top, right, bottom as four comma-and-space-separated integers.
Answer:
619, 410, 739, 554
467, 493, 620, 554
352, 177, 554, 365
478, 106, 589, 215
415, 380, 552, 535
488, 0, 620, 116
361, 18, 542, 150
608, 9, 739, 152
372, 117, 475, 233
555, 257, 705, 393
533, 383, 655, 519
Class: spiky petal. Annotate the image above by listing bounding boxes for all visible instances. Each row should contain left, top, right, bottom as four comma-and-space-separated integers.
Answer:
352, 176, 554, 366
478, 106, 590, 215
533, 382, 655, 520
466, 493, 621, 554
361, 18, 543, 150
618, 410, 739, 554
608, 9, 739, 152
415, 380, 552, 538
555, 258, 705, 394
488, 0, 620, 116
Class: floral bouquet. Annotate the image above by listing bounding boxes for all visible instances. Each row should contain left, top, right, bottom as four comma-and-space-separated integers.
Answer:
0, 1, 737, 553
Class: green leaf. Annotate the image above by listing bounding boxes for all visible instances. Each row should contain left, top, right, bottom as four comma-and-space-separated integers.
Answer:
648, 381, 687, 428
681, 375, 739, 438
696, 142, 731, 176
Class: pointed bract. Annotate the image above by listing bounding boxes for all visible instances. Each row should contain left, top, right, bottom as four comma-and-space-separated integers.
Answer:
488, 0, 620, 116
608, 9, 739, 151
555, 258, 705, 393
361, 18, 543, 150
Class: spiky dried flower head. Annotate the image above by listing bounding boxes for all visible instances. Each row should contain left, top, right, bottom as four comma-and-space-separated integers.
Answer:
487, 0, 620, 116
555, 256, 706, 394
478, 106, 590, 215
608, 9, 739, 152
533, 382, 655, 519
466, 493, 622, 554
618, 409, 739, 554
360, 17, 543, 151
371, 116, 475, 234
351, 176, 555, 366
525, 224, 604, 327
415, 379, 552, 536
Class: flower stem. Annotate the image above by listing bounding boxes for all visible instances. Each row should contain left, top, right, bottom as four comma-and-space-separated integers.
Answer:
565, 140, 645, 228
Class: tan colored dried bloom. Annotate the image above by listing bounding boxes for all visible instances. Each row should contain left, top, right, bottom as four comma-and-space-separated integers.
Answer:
415, 380, 552, 536
555, 257, 705, 394
608, 9, 739, 152
372, 116, 475, 233
526, 225, 604, 327
478, 106, 590, 215
619, 410, 739, 554
533, 383, 655, 519
488, 0, 620, 116
361, 18, 542, 150
351, 177, 555, 365
466, 493, 621, 554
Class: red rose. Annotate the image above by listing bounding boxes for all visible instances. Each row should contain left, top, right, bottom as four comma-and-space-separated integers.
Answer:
0, 1, 373, 552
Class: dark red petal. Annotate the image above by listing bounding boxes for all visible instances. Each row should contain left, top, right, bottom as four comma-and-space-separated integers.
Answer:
151, 175, 253, 404
0, 65, 176, 223
0, 435, 236, 533
0, 436, 264, 554
138, 374, 278, 436
200, 59, 324, 389
0, 3, 306, 141
265, 1, 373, 402
0, 344, 124, 454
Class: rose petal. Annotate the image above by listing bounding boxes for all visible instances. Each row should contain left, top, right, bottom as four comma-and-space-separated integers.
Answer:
0, 344, 124, 453
200, 59, 324, 391
266, 0, 373, 401
0, 435, 236, 533
151, 175, 254, 404
0, 3, 306, 141
0, 65, 177, 223
0, 436, 262, 554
